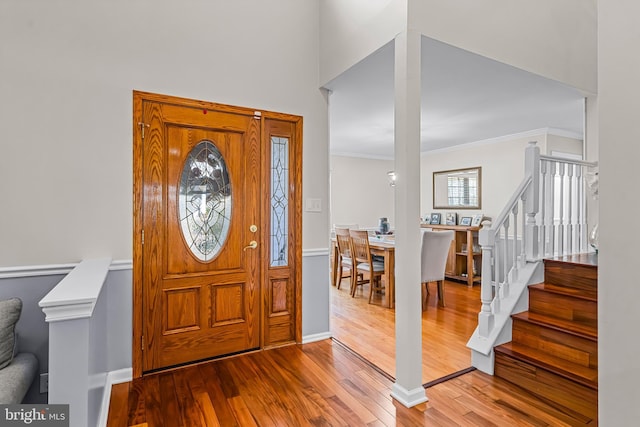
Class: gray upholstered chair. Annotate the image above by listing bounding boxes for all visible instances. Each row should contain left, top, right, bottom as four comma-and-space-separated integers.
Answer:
420, 230, 454, 309
0, 298, 38, 404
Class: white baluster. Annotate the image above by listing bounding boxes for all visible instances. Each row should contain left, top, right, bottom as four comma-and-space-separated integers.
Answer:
568, 163, 575, 253
558, 162, 566, 255
493, 232, 502, 314
577, 165, 586, 252
550, 161, 557, 256
502, 219, 510, 299
512, 203, 519, 281
539, 160, 548, 257
521, 198, 527, 266
478, 226, 495, 338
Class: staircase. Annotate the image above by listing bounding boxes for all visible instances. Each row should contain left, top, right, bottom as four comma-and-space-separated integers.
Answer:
494, 253, 598, 425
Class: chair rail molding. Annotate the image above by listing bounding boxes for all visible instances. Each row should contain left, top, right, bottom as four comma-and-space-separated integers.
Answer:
0, 259, 132, 280
302, 248, 329, 257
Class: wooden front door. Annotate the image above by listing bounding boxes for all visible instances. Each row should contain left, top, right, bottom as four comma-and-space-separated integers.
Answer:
136, 94, 261, 372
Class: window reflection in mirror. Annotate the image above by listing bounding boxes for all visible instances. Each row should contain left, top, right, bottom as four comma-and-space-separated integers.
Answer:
433, 167, 481, 209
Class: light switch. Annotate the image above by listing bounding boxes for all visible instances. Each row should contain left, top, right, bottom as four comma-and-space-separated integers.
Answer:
305, 198, 322, 212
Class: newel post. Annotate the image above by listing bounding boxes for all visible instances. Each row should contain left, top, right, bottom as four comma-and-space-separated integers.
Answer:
478, 222, 495, 337
524, 141, 540, 261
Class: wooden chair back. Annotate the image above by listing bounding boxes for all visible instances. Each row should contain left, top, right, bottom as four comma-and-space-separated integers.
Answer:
349, 229, 385, 303
348, 229, 373, 265
335, 227, 352, 260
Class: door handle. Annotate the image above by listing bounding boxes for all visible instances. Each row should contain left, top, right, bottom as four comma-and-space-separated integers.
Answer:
243, 240, 258, 251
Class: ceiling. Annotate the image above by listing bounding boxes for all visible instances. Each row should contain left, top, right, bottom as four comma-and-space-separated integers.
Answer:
324, 37, 585, 159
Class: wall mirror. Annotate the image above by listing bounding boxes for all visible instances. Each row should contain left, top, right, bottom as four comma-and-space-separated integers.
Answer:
433, 167, 481, 209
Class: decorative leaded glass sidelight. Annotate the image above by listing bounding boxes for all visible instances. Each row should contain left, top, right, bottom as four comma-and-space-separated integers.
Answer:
270, 137, 289, 266
178, 140, 231, 261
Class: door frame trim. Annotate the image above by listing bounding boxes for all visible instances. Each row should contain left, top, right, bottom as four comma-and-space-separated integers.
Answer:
132, 91, 302, 378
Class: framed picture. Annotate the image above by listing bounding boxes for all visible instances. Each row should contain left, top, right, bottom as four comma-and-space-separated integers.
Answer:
471, 214, 484, 227
445, 212, 457, 226
423, 215, 431, 225
430, 213, 441, 225
460, 216, 472, 226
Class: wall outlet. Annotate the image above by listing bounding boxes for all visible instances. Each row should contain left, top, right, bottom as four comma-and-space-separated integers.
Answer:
40, 373, 48, 393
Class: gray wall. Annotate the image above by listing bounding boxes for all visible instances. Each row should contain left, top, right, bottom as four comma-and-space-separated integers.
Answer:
302, 252, 331, 338
104, 269, 132, 371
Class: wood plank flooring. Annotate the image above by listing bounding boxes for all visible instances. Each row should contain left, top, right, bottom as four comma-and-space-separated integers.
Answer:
108, 340, 586, 426
109, 278, 593, 425
331, 277, 480, 383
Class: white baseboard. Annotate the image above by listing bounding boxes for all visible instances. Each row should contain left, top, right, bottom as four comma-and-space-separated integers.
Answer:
301, 331, 332, 344
98, 368, 133, 427
391, 383, 429, 408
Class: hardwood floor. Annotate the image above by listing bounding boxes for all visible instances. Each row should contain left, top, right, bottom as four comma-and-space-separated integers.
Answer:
331, 276, 481, 384
108, 277, 593, 425
107, 340, 586, 426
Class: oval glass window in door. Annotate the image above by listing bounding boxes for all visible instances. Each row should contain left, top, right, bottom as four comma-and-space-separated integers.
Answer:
178, 140, 232, 261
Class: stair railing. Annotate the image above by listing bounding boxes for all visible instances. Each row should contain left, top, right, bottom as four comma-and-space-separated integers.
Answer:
471, 142, 597, 370
538, 154, 597, 257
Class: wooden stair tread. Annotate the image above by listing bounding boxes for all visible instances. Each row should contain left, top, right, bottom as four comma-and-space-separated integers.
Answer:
544, 253, 598, 268
529, 283, 597, 302
512, 311, 597, 340
495, 342, 598, 390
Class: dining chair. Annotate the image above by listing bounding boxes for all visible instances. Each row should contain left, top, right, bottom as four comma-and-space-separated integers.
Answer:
349, 229, 385, 304
334, 227, 362, 291
331, 224, 359, 239
420, 229, 454, 309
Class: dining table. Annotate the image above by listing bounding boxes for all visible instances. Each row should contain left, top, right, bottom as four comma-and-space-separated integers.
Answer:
331, 236, 395, 308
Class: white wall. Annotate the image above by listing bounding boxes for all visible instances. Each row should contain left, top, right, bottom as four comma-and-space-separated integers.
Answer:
333, 131, 585, 230
410, 0, 597, 94
0, 0, 329, 267
547, 134, 584, 158
420, 132, 549, 222
598, 1, 640, 423
319, 0, 405, 86
1, 1, 332, 385
330, 155, 395, 229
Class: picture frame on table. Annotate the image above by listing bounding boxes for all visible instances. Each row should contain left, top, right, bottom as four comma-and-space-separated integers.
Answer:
445, 212, 457, 226
460, 216, 472, 226
471, 214, 484, 227
430, 213, 441, 225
